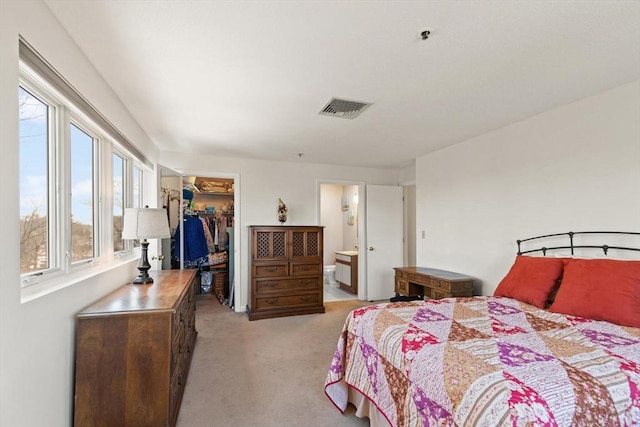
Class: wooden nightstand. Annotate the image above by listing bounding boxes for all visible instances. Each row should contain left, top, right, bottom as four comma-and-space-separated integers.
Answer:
394, 267, 474, 299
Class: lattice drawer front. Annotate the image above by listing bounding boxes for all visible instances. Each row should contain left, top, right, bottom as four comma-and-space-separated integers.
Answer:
273, 232, 286, 257
256, 232, 271, 258
292, 232, 305, 257
306, 232, 319, 256
256, 231, 287, 258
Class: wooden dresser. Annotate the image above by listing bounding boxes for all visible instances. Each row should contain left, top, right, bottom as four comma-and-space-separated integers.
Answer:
248, 225, 324, 320
73, 269, 198, 427
394, 267, 474, 299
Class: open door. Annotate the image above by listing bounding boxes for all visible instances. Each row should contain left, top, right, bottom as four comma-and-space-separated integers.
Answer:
365, 185, 403, 301
158, 165, 183, 270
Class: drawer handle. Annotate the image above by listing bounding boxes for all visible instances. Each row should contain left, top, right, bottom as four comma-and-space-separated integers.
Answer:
299, 295, 314, 302
264, 298, 278, 305
265, 267, 278, 272
263, 282, 278, 288
299, 265, 312, 271
299, 280, 311, 285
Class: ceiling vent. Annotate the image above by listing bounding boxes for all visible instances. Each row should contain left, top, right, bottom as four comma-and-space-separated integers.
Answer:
319, 97, 372, 119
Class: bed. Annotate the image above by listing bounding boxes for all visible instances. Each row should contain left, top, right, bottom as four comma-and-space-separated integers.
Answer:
325, 231, 640, 426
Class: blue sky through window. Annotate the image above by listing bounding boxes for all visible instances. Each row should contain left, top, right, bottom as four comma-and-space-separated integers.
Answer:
19, 87, 48, 220
70, 124, 94, 225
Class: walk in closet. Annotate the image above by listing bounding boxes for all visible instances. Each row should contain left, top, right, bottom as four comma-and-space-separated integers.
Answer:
162, 175, 235, 306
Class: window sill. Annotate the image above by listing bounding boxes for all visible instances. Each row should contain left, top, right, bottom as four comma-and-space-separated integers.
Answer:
20, 254, 140, 304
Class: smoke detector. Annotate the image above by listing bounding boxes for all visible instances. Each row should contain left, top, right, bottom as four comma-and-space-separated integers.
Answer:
318, 97, 372, 119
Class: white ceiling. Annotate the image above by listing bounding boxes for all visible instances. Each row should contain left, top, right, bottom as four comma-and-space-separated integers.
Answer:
43, 0, 640, 169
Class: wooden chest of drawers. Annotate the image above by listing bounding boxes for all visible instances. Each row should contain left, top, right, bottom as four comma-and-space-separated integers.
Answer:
73, 269, 198, 427
248, 225, 324, 320
394, 267, 474, 299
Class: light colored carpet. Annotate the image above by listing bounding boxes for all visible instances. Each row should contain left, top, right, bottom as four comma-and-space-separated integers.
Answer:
176, 295, 373, 427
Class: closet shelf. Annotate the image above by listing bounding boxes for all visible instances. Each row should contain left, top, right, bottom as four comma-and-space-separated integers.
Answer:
194, 210, 234, 216
198, 191, 234, 196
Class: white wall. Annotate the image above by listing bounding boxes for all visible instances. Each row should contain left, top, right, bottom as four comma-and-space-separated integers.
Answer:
404, 185, 417, 266
159, 152, 399, 311
0, 2, 159, 426
416, 80, 640, 296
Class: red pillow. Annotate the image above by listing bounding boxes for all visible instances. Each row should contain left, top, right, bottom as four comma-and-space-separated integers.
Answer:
549, 259, 640, 328
494, 255, 566, 308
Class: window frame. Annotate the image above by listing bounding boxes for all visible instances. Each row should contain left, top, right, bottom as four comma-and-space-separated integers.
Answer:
68, 116, 102, 270
18, 76, 63, 281
18, 58, 149, 294
112, 149, 128, 254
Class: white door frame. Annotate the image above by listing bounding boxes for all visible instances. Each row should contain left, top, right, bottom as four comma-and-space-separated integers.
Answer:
317, 179, 366, 300
155, 164, 183, 270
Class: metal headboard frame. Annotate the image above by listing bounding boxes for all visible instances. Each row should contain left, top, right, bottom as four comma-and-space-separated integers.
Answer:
517, 231, 640, 256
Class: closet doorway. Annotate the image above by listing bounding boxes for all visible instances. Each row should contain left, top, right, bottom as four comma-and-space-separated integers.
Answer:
159, 168, 240, 310
182, 176, 235, 305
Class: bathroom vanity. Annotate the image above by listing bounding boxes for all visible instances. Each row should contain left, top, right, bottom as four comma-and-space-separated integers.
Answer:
335, 251, 358, 294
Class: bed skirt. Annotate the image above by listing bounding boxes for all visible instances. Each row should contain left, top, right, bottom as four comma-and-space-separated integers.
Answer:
347, 385, 392, 427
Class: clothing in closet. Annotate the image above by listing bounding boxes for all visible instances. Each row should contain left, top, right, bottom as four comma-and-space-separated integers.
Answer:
173, 215, 209, 266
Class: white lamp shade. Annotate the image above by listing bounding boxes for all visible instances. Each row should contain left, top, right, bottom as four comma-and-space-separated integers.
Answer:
122, 208, 171, 239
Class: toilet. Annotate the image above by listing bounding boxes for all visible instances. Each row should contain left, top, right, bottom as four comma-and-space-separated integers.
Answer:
323, 265, 337, 285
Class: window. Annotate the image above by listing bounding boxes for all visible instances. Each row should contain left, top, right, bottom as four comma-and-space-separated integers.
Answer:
18, 39, 150, 291
132, 166, 142, 209
70, 123, 97, 263
19, 86, 54, 275
131, 165, 143, 249
112, 152, 125, 252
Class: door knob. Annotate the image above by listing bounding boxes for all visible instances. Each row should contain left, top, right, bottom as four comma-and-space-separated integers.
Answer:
369, 246, 375, 251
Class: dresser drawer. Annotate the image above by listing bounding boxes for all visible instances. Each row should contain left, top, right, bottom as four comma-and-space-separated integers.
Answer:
408, 273, 428, 285
171, 327, 184, 370
395, 269, 408, 279
254, 292, 321, 311
253, 262, 288, 277
395, 279, 409, 295
432, 290, 449, 300
169, 368, 184, 423
172, 297, 190, 338
430, 278, 473, 292
290, 262, 321, 276
254, 276, 321, 294
429, 278, 452, 291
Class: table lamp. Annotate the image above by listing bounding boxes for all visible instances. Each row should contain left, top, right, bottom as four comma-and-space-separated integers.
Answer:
122, 207, 171, 284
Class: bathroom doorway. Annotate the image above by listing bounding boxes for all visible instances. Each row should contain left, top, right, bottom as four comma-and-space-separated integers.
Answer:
320, 183, 361, 302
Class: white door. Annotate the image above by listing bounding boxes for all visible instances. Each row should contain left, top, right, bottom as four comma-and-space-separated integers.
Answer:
365, 185, 404, 301
157, 165, 183, 271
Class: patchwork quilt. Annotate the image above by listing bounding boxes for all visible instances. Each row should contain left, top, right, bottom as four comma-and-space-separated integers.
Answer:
324, 297, 640, 426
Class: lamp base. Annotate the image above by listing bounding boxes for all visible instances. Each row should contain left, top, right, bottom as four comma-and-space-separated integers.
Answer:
132, 274, 154, 285
132, 239, 154, 285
